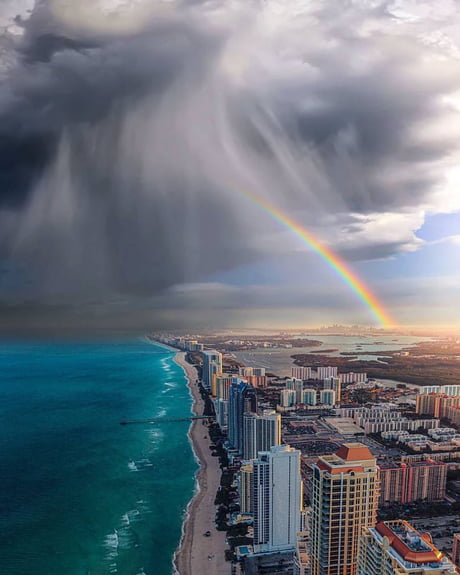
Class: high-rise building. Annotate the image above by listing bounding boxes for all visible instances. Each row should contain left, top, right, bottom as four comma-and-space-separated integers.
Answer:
379, 461, 447, 506
242, 411, 281, 460
295, 379, 304, 403
228, 379, 257, 453
320, 389, 335, 406
310, 443, 379, 575
416, 393, 460, 419
316, 366, 338, 380
302, 389, 317, 406
246, 374, 268, 389
287, 378, 302, 391
292, 366, 312, 380
216, 398, 229, 430
252, 445, 303, 553
239, 463, 253, 514
416, 393, 439, 416
215, 373, 233, 400
340, 372, 367, 384
202, 350, 222, 393
280, 389, 297, 407
324, 377, 341, 403
358, 520, 457, 574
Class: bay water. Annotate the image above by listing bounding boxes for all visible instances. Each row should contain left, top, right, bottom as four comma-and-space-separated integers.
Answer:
0, 339, 196, 575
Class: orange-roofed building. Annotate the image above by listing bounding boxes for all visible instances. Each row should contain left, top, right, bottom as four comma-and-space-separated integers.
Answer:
358, 520, 457, 574
310, 443, 379, 575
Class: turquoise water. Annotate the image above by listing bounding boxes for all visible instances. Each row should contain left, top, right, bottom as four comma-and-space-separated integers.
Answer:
0, 339, 197, 575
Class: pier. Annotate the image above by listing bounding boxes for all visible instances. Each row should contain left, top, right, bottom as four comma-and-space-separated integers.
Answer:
120, 415, 214, 425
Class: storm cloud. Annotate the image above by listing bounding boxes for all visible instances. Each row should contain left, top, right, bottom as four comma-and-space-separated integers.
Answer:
1, 0, 460, 331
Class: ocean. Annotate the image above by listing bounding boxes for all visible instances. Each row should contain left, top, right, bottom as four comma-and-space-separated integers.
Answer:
0, 339, 197, 575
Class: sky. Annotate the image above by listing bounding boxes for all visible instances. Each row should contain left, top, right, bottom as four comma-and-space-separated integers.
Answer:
0, 0, 459, 334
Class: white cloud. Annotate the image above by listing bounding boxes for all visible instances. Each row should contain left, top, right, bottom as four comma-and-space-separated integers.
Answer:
0, 0, 35, 35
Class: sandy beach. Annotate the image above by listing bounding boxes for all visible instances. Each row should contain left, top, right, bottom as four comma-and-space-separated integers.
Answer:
173, 352, 229, 575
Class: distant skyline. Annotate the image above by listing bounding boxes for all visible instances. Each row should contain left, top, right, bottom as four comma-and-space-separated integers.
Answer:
0, 1, 459, 334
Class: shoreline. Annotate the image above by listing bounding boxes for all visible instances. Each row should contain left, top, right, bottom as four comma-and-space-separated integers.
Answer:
173, 352, 228, 575
144, 337, 178, 352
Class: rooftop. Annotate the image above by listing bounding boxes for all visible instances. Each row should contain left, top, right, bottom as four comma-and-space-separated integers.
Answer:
375, 520, 443, 565
316, 442, 376, 473
335, 443, 374, 462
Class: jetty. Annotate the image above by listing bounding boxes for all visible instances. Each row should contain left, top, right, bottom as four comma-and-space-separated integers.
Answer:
120, 415, 214, 425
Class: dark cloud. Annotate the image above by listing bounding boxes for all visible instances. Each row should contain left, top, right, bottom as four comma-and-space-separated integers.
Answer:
0, 0, 459, 332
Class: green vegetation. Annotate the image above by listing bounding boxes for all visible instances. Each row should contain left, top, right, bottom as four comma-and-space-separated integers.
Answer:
292, 340, 460, 387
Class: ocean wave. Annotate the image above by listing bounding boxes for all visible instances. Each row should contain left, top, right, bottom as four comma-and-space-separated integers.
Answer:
103, 531, 119, 567
104, 531, 119, 549
121, 513, 130, 526
147, 429, 164, 444
116, 526, 134, 551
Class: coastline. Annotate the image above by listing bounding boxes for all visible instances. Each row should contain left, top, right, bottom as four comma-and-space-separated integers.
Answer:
173, 352, 228, 575
144, 337, 179, 352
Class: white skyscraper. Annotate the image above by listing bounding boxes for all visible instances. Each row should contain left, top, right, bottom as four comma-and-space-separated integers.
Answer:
242, 411, 281, 460
252, 445, 302, 553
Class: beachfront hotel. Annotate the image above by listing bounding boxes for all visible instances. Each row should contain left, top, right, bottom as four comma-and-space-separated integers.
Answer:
228, 378, 257, 453
309, 443, 379, 575
242, 411, 281, 461
252, 445, 303, 554
214, 372, 233, 400
358, 520, 457, 574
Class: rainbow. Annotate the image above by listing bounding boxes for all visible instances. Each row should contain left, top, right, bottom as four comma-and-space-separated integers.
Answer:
241, 191, 394, 328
